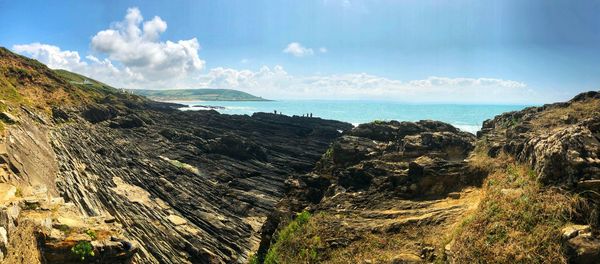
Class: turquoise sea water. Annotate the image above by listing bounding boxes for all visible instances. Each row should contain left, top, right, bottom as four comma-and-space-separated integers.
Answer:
175, 100, 530, 134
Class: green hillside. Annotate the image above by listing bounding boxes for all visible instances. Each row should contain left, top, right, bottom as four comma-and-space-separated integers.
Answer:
128, 88, 269, 101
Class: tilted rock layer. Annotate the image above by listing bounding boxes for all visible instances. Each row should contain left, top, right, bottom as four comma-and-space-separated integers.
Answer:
50, 107, 350, 263
0, 47, 352, 263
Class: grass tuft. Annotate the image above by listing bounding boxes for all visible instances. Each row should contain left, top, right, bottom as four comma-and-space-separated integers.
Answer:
263, 211, 322, 264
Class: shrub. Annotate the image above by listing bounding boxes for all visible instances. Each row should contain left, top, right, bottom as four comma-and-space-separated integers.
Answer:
71, 241, 95, 260
264, 211, 322, 264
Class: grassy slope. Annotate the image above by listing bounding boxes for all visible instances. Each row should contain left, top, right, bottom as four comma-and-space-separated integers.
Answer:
129, 88, 269, 101
0, 47, 118, 110
53, 69, 119, 95
447, 151, 579, 263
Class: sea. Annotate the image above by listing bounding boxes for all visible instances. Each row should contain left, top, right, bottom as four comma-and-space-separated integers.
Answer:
174, 100, 531, 134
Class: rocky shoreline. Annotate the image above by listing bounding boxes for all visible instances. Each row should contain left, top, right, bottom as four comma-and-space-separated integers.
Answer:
0, 47, 599, 263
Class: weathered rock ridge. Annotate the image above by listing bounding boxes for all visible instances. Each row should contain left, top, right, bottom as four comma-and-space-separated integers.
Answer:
254, 120, 483, 262
479, 91, 600, 187
256, 91, 600, 264
0, 46, 353, 263
50, 105, 351, 263
2, 47, 600, 263
285, 120, 479, 211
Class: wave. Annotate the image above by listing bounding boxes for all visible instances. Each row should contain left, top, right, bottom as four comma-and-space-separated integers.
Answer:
451, 124, 481, 134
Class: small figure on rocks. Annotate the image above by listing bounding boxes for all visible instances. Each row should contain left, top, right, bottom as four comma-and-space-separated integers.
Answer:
274, 110, 277, 115
310, 113, 313, 118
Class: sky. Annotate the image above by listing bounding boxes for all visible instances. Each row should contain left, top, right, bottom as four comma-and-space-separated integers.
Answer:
1, 0, 600, 104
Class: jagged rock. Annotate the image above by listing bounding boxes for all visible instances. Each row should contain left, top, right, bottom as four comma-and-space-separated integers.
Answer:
0, 112, 19, 124
51, 107, 70, 122
309, 120, 476, 201
479, 91, 600, 186
50, 108, 351, 263
567, 234, 600, 264
81, 104, 117, 123
269, 120, 480, 262
108, 114, 146, 129
562, 225, 591, 240
0, 47, 351, 263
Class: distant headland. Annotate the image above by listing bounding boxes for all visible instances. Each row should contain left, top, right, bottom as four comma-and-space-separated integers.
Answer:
127, 88, 270, 101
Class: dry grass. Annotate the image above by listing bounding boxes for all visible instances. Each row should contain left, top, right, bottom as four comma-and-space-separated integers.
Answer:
449, 153, 580, 264
532, 99, 600, 129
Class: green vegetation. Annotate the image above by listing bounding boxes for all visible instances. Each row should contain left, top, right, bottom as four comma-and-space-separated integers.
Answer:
71, 241, 95, 260
54, 69, 115, 92
264, 211, 322, 264
86, 229, 97, 240
0, 78, 25, 104
447, 153, 579, 263
56, 224, 72, 235
129, 88, 269, 101
322, 146, 334, 160
248, 254, 259, 264
500, 116, 521, 128
14, 187, 22, 197
161, 156, 201, 175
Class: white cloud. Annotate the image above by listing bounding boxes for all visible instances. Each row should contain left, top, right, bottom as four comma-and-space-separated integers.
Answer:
11, 7, 538, 103
13, 43, 87, 70
90, 7, 205, 81
195, 66, 533, 103
283, 42, 314, 57
13, 7, 205, 89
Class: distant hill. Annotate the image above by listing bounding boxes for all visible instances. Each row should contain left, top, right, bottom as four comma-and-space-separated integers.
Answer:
128, 88, 270, 101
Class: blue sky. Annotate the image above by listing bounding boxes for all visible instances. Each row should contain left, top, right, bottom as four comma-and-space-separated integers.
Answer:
1, 0, 599, 103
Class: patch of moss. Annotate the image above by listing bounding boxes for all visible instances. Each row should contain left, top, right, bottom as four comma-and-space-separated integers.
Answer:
86, 229, 97, 240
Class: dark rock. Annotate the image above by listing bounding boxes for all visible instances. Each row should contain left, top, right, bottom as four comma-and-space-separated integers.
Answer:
108, 115, 146, 129
82, 105, 117, 123
479, 91, 600, 186
566, 235, 600, 264
50, 107, 351, 263
285, 120, 477, 211
51, 107, 70, 122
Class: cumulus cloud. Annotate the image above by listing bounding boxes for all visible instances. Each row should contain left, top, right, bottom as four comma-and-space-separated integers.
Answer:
13, 7, 205, 89
90, 7, 204, 81
283, 42, 314, 57
13, 43, 87, 69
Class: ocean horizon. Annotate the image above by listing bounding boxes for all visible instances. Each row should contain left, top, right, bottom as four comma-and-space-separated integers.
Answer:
174, 100, 531, 134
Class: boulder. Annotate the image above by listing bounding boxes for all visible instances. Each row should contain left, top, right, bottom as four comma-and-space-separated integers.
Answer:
567, 234, 600, 264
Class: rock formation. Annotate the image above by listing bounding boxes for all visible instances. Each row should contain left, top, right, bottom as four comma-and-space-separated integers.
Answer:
479, 91, 600, 187
1, 46, 600, 263
0, 47, 351, 263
